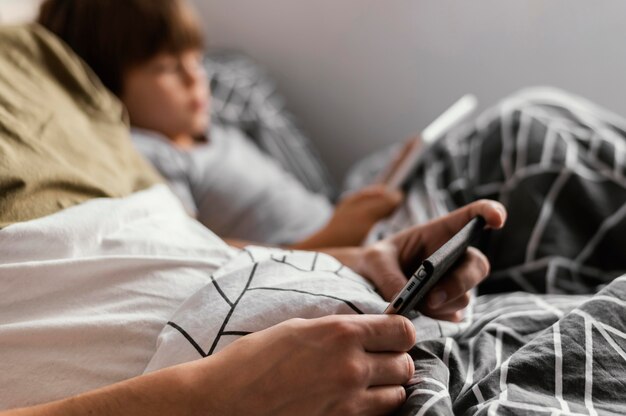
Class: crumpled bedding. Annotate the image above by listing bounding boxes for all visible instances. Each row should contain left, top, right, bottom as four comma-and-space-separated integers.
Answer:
144, 245, 471, 373
388, 87, 626, 415
146, 88, 626, 415
400, 280, 626, 415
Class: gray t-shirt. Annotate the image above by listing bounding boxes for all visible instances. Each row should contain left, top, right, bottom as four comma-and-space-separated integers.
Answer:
131, 126, 333, 245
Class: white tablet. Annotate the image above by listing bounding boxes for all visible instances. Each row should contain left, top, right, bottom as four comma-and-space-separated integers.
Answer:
386, 94, 478, 190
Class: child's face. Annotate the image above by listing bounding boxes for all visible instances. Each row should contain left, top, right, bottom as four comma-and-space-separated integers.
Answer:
121, 49, 210, 139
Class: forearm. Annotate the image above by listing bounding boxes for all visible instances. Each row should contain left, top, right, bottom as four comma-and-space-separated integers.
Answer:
314, 245, 364, 273
223, 228, 366, 272
287, 225, 345, 250
225, 229, 351, 251
3, 364, 206, 416
225, 238, 268, 249
224, 233, 366, 276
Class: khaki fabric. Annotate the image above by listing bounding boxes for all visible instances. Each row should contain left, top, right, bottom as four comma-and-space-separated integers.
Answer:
0, 24, 162, 228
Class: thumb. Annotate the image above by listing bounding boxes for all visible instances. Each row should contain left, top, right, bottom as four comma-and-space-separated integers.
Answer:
401, 200, 506, 259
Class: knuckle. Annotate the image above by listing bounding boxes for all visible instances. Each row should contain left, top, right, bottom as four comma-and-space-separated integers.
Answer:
339, 357, 368, 386
330, 320, 360, 343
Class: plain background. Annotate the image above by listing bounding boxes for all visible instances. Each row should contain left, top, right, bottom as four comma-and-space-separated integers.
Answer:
192, 0, 626, 181
0, 0, 40, 23
2, 0, 625, 181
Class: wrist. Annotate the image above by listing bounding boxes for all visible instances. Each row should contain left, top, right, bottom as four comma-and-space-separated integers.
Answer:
288, 223, 337, 250
176, 358, 228, 416
20, 365, 200, 416
316, 246, 365, 273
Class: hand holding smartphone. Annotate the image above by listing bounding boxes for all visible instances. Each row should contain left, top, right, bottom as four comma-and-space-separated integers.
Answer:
384, 216, 486, 317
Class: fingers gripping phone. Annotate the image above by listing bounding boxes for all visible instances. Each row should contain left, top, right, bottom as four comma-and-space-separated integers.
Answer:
384, 216, 486, 317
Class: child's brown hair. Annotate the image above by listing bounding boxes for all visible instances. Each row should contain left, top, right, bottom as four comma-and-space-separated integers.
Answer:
37, 0, 205, 95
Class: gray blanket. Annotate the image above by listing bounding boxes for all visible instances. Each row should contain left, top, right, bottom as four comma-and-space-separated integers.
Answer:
395, 88, 626, 415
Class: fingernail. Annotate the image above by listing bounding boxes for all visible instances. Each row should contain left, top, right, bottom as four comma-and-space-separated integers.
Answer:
429, 291, 447, 308
405, 353, 415, 378
397, 386, 407, 401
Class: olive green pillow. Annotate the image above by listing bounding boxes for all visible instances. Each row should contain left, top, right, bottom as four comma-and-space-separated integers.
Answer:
0, 24, 162, 228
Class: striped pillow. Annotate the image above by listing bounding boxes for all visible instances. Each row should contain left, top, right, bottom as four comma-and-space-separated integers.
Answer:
206, 50, 337, 199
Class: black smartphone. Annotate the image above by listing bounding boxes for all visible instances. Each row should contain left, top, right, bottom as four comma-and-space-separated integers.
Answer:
384, 216, 486, 317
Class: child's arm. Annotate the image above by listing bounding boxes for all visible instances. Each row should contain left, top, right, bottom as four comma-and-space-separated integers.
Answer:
225, 184, 402, 250
290, 185, 404, 249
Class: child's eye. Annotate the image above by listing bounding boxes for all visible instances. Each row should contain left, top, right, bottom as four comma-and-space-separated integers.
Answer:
149, 58, 180, 74
155, 63, 179, 74
148, 54, 205, 76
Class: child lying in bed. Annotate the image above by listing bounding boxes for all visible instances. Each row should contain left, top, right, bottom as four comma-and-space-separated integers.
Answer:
37, 0, 406, 249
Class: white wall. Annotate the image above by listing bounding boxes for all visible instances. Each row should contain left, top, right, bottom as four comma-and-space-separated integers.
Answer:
188, 1, 626, 180
0, 0, 42, 24
2, 0, 624, 180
